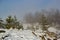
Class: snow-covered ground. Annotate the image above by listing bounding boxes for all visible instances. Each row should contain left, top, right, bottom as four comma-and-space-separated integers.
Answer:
0, 27, 60, 40
0, 29, 40, 40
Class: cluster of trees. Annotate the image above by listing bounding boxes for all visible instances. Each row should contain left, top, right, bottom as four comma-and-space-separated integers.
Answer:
0, 16, 23, 30
24, 9, 60, 31
0, 9, 60, 31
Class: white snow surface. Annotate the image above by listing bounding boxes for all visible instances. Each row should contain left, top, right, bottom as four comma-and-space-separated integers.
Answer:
0, 29, 40, 40
0, 28, 60, 40
48, 27, 57, 33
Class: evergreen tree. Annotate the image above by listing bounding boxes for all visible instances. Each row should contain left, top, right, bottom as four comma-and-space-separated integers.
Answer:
5, 16, 23, 30
0, 18, 4, 28
13, 16, 23, 30
5, 16, 14, 29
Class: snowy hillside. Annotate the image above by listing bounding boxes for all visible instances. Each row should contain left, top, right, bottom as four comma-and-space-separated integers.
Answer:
0, 28, 60, 40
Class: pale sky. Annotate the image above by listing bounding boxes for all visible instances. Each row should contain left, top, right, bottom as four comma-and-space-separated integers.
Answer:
0, 0, 60, 21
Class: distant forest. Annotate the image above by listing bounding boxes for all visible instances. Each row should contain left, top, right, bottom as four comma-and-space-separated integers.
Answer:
0, 9, 60, 31
24, 9, 60, 31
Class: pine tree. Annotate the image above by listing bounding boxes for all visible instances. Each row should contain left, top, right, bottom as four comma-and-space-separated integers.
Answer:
5, 16, 14, 29
5, 16, 23, 30
0, 18, 4, 28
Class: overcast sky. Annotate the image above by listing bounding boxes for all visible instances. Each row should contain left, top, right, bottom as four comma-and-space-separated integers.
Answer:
0, 0, 60, 21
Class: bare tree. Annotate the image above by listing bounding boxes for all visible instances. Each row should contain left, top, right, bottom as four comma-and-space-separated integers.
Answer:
24, 13, 35, 31
24, 13, 34, 24
24, 9, 60, 30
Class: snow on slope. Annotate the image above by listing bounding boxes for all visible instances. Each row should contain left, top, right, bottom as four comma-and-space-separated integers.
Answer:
48, 27, 57, 33
2, 29, 40, 40
0, 27, 60, 40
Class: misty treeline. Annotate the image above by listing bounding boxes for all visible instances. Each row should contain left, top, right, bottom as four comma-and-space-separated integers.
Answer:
24, 9, 60, 31
0, 16, 23, 30
0, 9, 60, 31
